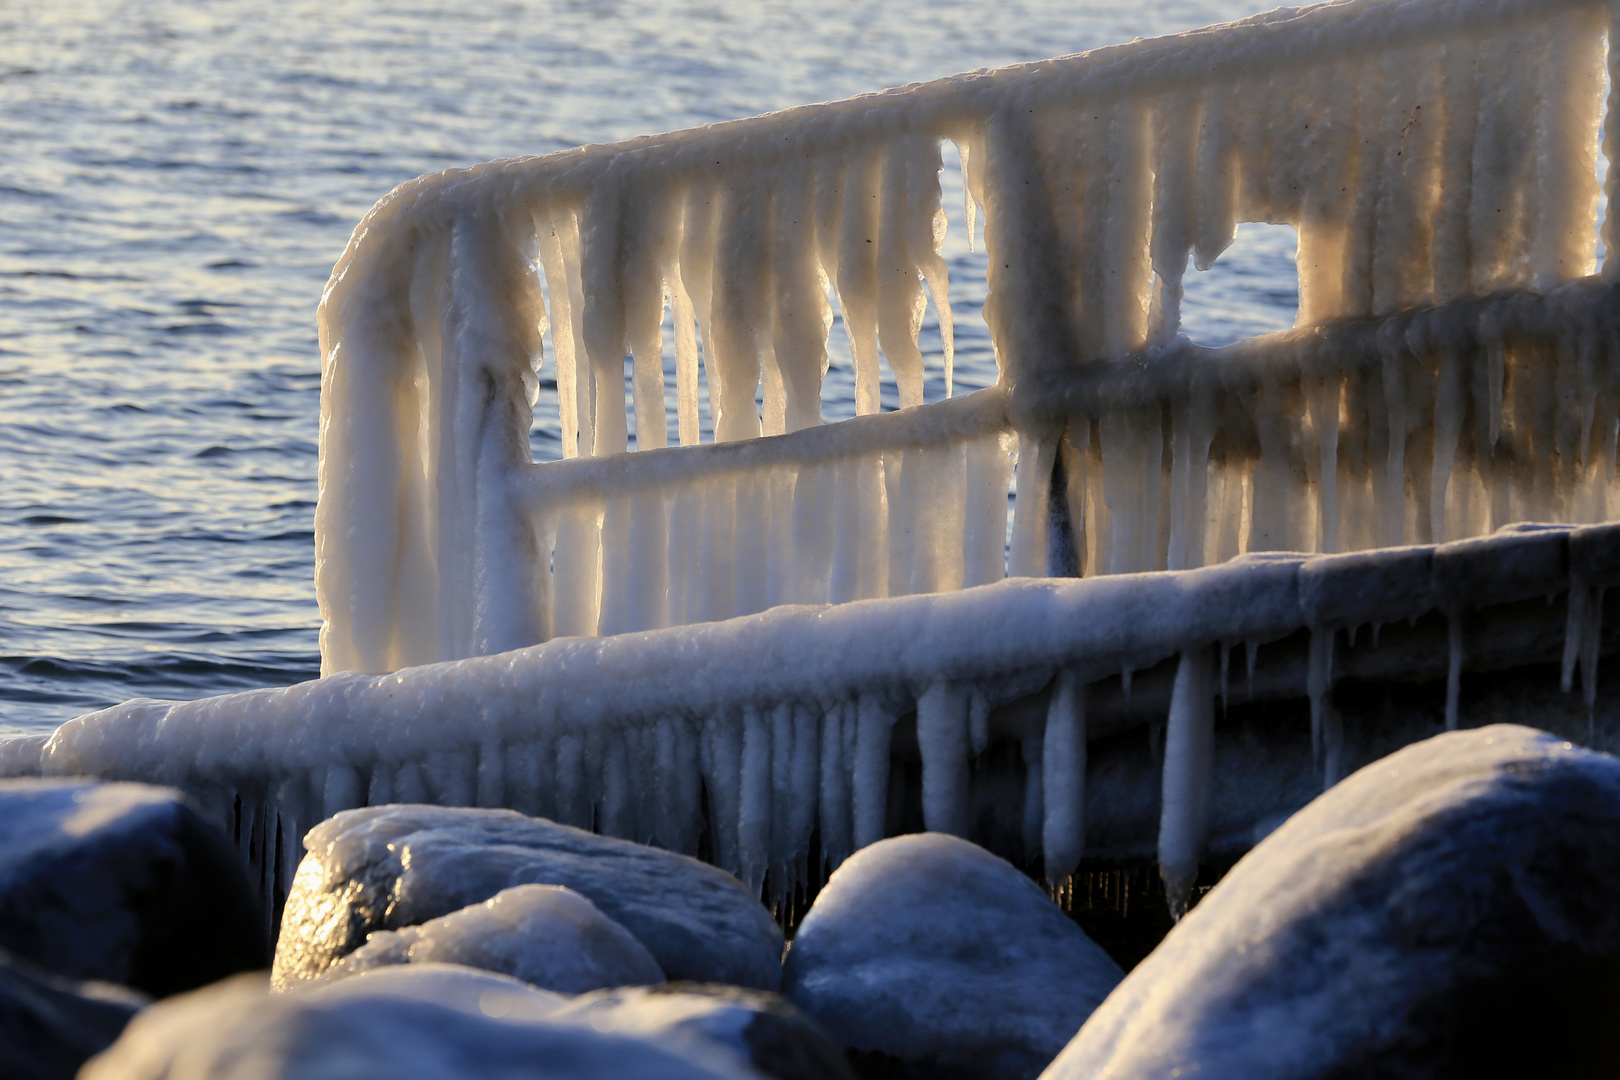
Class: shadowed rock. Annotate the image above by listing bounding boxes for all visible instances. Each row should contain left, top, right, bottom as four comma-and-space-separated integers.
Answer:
784, 833, 1122, 1080
81, 965, 757, 1080
0, 949, 146, 1080
549, 982, 858, 1080
272, 804, 784, 991
1044, 724, 1620, 1080
0, 779, 266, 997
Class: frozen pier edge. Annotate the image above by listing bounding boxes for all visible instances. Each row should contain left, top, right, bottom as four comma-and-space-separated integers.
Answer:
14, 0, 1620, 923
25, 519, 1620, 921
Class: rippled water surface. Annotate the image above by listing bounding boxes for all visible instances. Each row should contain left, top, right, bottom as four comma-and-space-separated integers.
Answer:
0, 0, 1299, 735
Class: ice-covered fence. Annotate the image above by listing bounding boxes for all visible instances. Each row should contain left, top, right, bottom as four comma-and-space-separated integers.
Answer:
33, 519, 1620, 922
317, 0, 1620, 674
509, 388, 1016, 640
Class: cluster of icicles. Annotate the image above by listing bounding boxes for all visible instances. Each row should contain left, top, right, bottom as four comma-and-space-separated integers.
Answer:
315, 0, 1620, 676
32, 518, 1620, 920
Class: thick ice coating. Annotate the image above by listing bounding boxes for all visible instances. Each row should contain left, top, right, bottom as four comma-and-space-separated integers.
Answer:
311, 883, 666, 995
314, 0, 1620, 675
36, 520, 1620, 917
783, 834, 1122, 1080
1041, 725, 1620, 1079
270, 805, 784, 992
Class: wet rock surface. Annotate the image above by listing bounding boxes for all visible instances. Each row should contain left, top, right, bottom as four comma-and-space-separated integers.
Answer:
549, 982, 858, 1080
1044, 724, 1620, 1080
0, 949, 146, 1080
784, 833, 1122, 1080
272, 804, 785, 991
0, 778, 266, 997
318, 883, 665, 994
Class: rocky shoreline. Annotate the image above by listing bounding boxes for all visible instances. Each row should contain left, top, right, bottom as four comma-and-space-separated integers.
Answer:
5, 722, 1618, 1078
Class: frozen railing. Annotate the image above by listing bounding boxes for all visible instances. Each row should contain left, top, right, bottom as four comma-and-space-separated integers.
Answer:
317, 0, 1620, 675
31, 519, 1620, 923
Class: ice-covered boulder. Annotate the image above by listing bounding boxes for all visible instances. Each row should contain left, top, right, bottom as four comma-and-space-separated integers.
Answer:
80, 965, 758, 1080
0, 779, 266, 996
273, 804, 784, 991
1044, 724, 1620, 1080
0, 735, 45, 778
1, 949, 147, 1080
549, 982, 856, 1080
316, 883, 665, 993
783, 833, 1122, 1079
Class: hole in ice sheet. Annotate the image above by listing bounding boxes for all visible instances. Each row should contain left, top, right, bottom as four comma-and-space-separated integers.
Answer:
1179, 222, 1300, 349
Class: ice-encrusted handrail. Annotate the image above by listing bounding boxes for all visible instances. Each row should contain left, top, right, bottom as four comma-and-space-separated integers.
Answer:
316, 0, 1620, 674
32, 519, 1620, 921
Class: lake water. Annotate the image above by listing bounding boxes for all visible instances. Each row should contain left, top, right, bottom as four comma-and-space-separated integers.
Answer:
0, 0, 1299, 736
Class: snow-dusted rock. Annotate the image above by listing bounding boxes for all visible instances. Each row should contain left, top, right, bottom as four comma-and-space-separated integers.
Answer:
1, 949, 146, 1080
1045, 724, 1620, 1080
0, 779, 265, 996
549, 982, 856, 1080
81, 965, 758, 1080
783, 833, 1121, 1079
273, 804, 784, 991
317, 883, 665, 993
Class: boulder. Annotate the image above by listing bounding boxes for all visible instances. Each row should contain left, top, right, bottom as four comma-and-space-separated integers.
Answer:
0, 735, 45, 778
273, 804, 784, 991
0, 778, 266, 996
318, 883, 665, 993
550, 982, 857, 1080
783, 833, 1122, 1080
82, 965, 759, 1080
0, 949, 146, 1080
1044, 724, 1620, 1080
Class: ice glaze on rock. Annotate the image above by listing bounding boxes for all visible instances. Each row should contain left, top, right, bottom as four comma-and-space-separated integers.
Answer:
1044, 724, 1620, 1080
316, 883, 665, 994
784, 833, 1121, 1079
272, 804, 784, 991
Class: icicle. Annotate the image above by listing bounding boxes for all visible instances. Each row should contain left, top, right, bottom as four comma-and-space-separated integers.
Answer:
770, 160, 832, 434
738, 707, 771, 897
851, 695, 896, 850
968, 691, 991, 757
963, 431, 1015, 587
1306, 626, 1336, 785
1445, 610, 1464, 731
504, 742, 543, 818
321, 764, 361, 820
1159, 646, 1216, 922
554, 734, 586, 829
475, 742, 505, 809
1009, 438, 1055, 577
1606, 3, 1620, 281
838, 150, 884, 416
600, 735, 630, 837
1020, 734, 1044, 862
916, 682, 970, 837
1218, 641, 1231, 707
1306, 626, 1333, 764
673, 273, 702, 446
875, 139, 932, 410
702, 716, 744, 876
818, 704, 852, 870
955, 137, 979, 256
1041, 672, 1087, 882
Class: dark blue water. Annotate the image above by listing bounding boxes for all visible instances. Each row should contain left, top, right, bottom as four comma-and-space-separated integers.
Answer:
0, 0, 1296, 736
